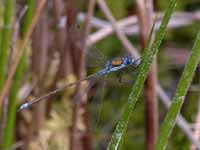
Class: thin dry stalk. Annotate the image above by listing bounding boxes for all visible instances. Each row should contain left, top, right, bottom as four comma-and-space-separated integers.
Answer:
70, 0, 95, 149
96, 0, 139, 58
76, 0, 97, 149
190, 67, 200, 150
44, 0, 67, 116
191, 100, 200, 150
136, 0, 158, 149
0, 0, 46, 106
31, 7, 48, 134
63, 1, 91, 150
52, 0, 66, 52
83, 0, 96, 49
87, 11, 200, 46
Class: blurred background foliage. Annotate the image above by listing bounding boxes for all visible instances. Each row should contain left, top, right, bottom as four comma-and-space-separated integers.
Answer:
86, 1, 199, 150
0, 0, 199, 149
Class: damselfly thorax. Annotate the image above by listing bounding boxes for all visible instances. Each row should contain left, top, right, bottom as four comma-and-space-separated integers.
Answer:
102, 56, 139, 74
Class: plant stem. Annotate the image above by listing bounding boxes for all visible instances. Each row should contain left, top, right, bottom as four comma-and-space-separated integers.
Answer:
0, 0, 14, 89
155, 31, 200, 150
2, 1, 35, 149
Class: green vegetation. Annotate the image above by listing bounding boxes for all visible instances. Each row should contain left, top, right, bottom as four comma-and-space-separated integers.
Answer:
0, 0, 14, 89
2, 1, 35, 149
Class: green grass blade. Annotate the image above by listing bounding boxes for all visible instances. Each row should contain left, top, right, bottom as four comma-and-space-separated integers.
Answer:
2, 1, 35, 149
107, 0, 178, 149
0, 0, 14, 89
2, 52, 27, 150
21, 0, 36, 37
155, 31, 200, 150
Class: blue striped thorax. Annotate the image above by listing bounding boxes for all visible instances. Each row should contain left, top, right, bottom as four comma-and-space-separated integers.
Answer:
103, 56, 135, 74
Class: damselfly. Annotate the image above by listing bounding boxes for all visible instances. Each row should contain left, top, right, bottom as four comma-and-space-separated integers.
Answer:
19, 50, 141, 111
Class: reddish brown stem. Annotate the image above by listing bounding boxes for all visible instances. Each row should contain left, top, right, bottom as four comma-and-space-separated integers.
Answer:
136, 0, 158, 150
0, 0, 46, 106
31, 6, 48, 134
65, 0, 93, 150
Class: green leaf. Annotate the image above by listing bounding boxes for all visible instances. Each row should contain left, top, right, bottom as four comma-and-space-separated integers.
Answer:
2, 1, 35, 149
155, 31, 200, 150
0, 0, 14, 89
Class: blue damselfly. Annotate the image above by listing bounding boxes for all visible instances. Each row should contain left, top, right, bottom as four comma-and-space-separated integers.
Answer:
19, 53, 141, 111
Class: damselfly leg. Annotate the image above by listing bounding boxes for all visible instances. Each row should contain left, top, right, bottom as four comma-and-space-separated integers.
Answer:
117, 70, 133, 85
113, 56, 141, 85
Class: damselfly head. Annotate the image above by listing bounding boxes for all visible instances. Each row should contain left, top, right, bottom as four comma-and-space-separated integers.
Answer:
123, 56, 133, 65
